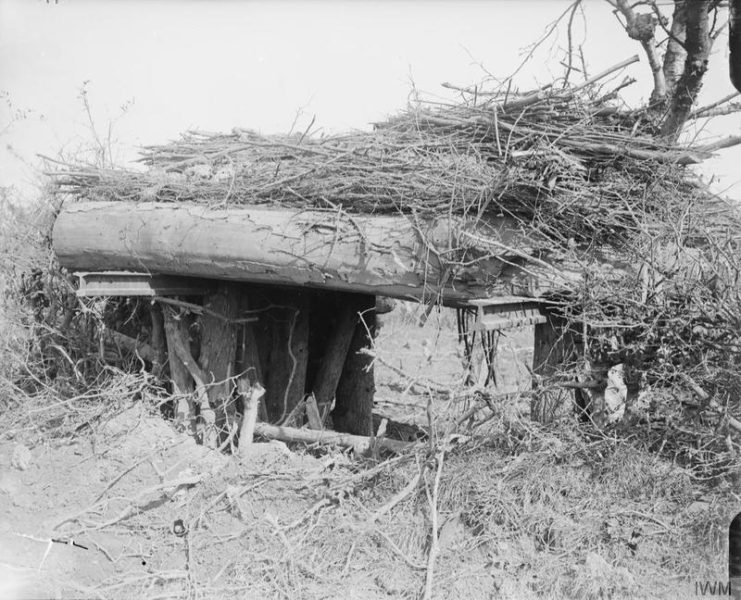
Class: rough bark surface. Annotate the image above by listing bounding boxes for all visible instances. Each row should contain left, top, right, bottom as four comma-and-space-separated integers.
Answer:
663, 0, 688, 96
199, 283, 241, 442
162, 309, 198, 437
51, 201, 567, 304
660, 0, 711, 140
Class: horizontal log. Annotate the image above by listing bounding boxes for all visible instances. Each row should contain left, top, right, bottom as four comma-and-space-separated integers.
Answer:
253, 422, 416, 454
51, 201, 581, 305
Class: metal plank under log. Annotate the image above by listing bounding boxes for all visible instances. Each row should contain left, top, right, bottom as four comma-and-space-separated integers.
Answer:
458, 296, 548, 388
467, 297, 547, 331
75, 271, 211, 297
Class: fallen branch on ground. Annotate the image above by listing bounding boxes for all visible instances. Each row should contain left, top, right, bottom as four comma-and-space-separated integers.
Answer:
54, 473, 203, 533
253, 422, 418, 454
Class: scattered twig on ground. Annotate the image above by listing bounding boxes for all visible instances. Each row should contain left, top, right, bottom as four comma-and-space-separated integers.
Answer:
369, 463, 422, 523
422, 446, 446, 600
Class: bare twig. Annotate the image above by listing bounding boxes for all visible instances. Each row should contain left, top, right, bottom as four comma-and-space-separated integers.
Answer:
689, 92, 740, 118
369, 466, 422, 523
422, 447, 446, 600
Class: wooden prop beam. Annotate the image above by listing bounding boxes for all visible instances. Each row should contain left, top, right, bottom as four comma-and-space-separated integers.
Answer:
235, 290, 269, 423
199, 283, 241, 444
311, 293, 366, 421
333, 296, 376, 436
162, 308, 202, 440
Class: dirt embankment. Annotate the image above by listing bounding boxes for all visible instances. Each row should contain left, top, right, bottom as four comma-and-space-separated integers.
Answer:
1, 393, 733, 600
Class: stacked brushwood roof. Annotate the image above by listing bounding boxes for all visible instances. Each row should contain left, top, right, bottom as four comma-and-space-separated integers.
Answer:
52, 73, 735, 257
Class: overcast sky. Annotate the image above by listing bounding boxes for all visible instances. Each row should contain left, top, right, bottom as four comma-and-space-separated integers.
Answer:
1, 0, 739, 201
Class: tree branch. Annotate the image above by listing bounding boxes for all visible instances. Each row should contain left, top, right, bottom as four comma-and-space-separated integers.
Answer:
563, 0, 583, 87
608, 0, 667, 102
696, 134, 741, 153
689, 92, 741, 118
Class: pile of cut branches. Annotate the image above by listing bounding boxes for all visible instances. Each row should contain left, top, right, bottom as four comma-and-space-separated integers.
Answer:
48, 58, 736, 252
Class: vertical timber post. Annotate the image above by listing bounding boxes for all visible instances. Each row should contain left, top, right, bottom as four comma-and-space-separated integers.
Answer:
199, 282, 241, 445
311, 293, 366, 425
235, 285, 268, 422
531, 309, 577, 423
149, 303, 167, 380
162, 309, 196, 436
263, 289, 310, 424
333, 294, 376, 436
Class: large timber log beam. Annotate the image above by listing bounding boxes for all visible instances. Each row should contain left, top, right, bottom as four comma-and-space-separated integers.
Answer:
51, 201, 579, 305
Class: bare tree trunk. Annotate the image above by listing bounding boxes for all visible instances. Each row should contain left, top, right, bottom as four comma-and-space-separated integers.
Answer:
732, 0, 741, 92
661, 1, 712, 140
663, 0, 688, 96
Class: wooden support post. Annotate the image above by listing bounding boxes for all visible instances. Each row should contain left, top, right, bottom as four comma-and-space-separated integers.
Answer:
531, 310, 577, 423
236, 288, 269, 423
199, 282, 241, 445
311, 293, 366, 424
149, 303, 167, 379
264, 290, 310, 424
162, 308, 197, 437
333, 295, 376, 436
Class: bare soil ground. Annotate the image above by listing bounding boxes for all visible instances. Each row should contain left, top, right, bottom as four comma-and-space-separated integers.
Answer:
0, 303, 734, 599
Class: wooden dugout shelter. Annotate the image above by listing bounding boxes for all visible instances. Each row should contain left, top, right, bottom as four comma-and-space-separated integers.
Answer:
52, 199, 576, 445
50, 62, 727, 444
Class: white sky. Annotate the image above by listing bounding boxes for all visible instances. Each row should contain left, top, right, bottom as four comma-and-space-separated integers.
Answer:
1, 0, 739, 201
